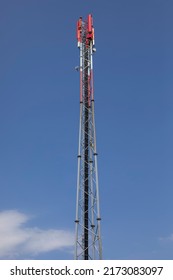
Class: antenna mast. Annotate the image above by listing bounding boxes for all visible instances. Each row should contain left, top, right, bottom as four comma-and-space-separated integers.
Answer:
75, 14, 102, 260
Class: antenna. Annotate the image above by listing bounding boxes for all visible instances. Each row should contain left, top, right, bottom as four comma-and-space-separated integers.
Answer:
75, 15, 102, 260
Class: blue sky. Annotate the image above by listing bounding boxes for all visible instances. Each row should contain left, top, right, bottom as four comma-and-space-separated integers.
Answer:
0, 0, 173, 259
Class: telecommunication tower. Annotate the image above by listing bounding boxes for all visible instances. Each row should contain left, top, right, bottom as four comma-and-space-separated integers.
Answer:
75, 14, 102, 260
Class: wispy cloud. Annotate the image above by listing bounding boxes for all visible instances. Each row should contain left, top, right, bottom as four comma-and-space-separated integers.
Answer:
0, 210, 74, 259
159, 234, 173, 242
168, 235, 173, 241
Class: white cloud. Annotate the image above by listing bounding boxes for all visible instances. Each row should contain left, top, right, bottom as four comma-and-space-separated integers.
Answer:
159, 234, 173, 242
0, 210, 74, 259
169, 235, 173, 241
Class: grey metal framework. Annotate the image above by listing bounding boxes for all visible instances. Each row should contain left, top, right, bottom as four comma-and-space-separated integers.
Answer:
75, 15, 102, 260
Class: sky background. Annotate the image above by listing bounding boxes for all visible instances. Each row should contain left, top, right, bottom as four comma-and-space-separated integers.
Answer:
0, 0, 173, 260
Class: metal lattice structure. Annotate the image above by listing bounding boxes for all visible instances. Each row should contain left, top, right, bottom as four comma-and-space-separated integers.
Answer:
75, 15, 102, 260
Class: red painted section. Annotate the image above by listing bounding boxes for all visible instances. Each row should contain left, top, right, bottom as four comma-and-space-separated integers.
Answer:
77, 15, 95, 102
87, 14, 94, 42
88, 14, 92, 33
77, 17, 82, 42
92, 27, 95, 44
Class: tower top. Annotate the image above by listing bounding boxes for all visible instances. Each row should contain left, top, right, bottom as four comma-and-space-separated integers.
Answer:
76, 14, 95, 47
